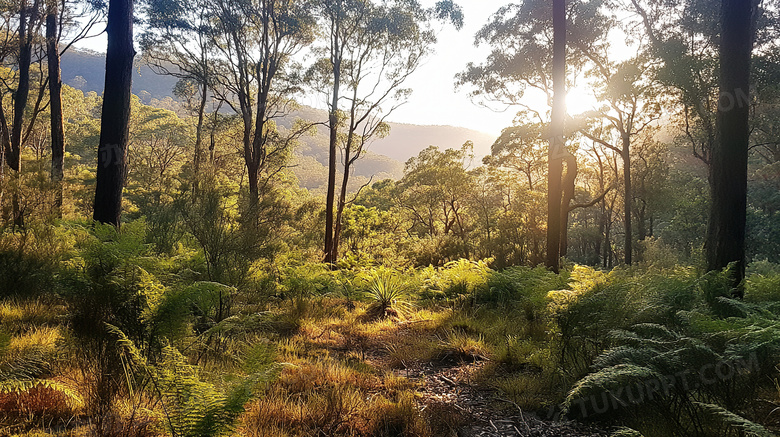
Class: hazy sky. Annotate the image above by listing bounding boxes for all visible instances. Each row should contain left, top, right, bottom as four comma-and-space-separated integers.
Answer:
380, 0, 519, 137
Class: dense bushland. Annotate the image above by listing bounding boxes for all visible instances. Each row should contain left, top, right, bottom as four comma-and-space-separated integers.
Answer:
1, 220, 778, 436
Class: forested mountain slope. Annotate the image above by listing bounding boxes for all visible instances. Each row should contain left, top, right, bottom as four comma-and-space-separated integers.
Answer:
61, 49, 496, 191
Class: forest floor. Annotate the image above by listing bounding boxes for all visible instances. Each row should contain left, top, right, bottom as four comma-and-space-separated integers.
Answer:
280, 299, 611, 437
0, 295, 614, 436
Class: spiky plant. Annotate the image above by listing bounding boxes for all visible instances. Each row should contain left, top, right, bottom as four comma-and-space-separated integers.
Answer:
363, 268, 409, 320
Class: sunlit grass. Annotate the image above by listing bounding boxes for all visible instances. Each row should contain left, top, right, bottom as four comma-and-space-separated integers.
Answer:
7, 326, 61, 354
0, 298, 64, 333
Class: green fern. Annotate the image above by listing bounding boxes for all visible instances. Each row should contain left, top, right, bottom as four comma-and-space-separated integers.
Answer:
694, 402, 773, 437
110, 325, 273, 437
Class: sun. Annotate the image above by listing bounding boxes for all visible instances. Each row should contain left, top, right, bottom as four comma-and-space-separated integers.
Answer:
566, 85, 600, 116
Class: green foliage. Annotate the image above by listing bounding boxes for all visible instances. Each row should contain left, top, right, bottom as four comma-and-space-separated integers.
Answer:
419, 259, 492, 302
279, 263, 336, 304
0, 225, 70, 297
745, 260, 780, 303
559, 266, 780, 436
61, 222, 160, 343
146, 282, 236, 350
482, 265, 567, 308
112, 326, 273, 437
149, 346, 252, 437
361, 267, 411, 319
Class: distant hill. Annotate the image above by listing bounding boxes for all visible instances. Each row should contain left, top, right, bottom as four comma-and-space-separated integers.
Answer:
371, 124, 496, 163
281, 106, 497, 169
61, 49, 179, 99
61, 49, 497, 189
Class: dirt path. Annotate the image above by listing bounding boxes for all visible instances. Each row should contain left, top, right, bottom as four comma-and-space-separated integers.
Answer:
359, 323, 609, 437
403, 359, 608, 437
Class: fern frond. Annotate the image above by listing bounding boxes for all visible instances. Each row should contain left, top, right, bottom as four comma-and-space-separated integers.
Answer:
563, 364, 659, 413
610, 427, 644, 437
0, 378, 83, 408
693, 402, 773, 437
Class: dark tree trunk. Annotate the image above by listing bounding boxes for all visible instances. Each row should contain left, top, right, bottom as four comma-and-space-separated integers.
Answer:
559, 153, 577, 257
0, 104, 9, 215
706, 0, 752, 296
93, 0, 134, 226
10, 0, 37, 228
636, 200, 647, 241
596, 210, 604, 263
332, 154, 351, 263
622, 137, 632, 265
9, 0, 33, 173
546, 0, 566, 273
324, 56, 341, 264
47, 2, 65, 217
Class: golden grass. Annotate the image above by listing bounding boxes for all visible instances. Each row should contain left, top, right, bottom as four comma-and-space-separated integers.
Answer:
7, 326, 61, 353
0, 299, 64, 333
0, 293, 526, 437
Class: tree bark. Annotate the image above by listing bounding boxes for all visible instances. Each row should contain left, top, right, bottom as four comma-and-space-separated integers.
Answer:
9, 0, 33, 173
192, 79, 207, 196
93, 0, 134, 226
546, 0, 566, 273
559, 153, 577, 257
706, 0, 752, 295
622, 135, 632, 265
47, 1, 65, 217
332, 153, 351, 263
324, 38, 341, 264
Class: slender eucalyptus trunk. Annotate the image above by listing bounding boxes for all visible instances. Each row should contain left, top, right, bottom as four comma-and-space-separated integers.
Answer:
546, 0, 566, 273
47, 2, 65, 217
10, 0, 37, 227
192, 80, 207, 196
559, 153, 577, 257
622, 135, 632, 265
0, 105, 8, 218
324, 55, 341, 264
93, 0, 135, 226
706, 0, 752, 296
332, 153, 351, 263
9, 0, 32, 173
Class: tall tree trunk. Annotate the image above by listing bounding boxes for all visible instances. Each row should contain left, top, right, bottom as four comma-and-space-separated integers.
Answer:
0, 105, 9, 217
559, 153, 577, 257
324, 54, 341, 264
10, 0, 36, 228
637, 200, 647, 241
47, 1, 65, 217
622, 136, 632, 265
9, 0, 32, 173
192, 80, 207, 196
596, 208, 604, 263
93, 0, 134, 226
546, 0, 566, 273
332, 154, 351, 264
706, 0, 752, 296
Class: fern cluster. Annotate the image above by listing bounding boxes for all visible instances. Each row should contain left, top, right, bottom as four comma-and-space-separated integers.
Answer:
112, 326, 275, 437
558, 268, 780, 436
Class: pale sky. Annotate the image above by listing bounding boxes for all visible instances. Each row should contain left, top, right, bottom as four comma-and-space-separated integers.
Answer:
384, 0, 519, 136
